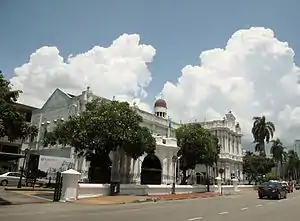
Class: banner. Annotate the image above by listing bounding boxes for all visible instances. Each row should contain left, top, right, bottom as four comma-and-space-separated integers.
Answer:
38, 155, 75, 179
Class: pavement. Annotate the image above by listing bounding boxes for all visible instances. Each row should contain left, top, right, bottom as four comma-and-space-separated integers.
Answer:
0, 187, 51, 205
74, 192, 219, 205
1, 190, 300, 221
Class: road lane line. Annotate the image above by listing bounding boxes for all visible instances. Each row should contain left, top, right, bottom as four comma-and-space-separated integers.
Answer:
218, 212, 229, 215
240, 207, 248, 211
188, 217, 203, 221
256, 204, 262, 207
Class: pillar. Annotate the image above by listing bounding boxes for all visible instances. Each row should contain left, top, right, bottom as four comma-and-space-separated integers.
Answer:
232, 178, 239, 193
215, 177, 222, 194
61, 169, 81, 202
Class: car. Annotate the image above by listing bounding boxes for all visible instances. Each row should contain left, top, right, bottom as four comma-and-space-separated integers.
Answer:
0, 172, 25, 186
258, 181, 287, 199
295, 182, 300, 190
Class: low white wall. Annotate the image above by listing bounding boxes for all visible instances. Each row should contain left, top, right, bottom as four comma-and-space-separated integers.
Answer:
77, 183, 110, 199
77, 184, 207, 199
77, 183, 253, 199
221, 185, 235, 195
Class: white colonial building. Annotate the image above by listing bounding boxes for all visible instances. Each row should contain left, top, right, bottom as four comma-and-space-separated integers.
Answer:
22, 87, 244, 184
195, 112, 244, 181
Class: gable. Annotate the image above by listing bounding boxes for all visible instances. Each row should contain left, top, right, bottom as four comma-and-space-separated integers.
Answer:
41, 88, 73, 111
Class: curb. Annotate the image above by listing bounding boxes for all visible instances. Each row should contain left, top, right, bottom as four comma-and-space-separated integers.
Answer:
5, 187, 54, 192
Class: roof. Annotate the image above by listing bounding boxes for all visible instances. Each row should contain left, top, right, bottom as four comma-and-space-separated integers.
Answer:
14, 103, 38, 111
154, 99, 167, 108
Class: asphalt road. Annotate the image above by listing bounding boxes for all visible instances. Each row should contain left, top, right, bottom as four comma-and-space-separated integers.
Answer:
1, 191, 300, 221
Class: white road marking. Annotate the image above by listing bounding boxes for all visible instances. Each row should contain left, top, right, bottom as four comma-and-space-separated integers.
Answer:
267, 202, 274, 204
218, 212, 229, 215
256, 204, 262, 207
188, 217, 203, 221
240, 207, 248, 211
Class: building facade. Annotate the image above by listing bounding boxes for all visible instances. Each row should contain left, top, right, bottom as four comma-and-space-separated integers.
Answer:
23, 87, 243, 184
0, 103, 36, 172
195, 112, 244, 181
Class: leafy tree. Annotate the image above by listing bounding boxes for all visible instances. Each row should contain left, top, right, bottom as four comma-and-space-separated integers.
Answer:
285, 150, 299, 180
252, 116, 275, 155
0, 72, 38, 142
270, 138, 286, 178
175, 123, 220, 184
242, 151, 275, 184
46, 99, 156, 183
264, 172, 278, 182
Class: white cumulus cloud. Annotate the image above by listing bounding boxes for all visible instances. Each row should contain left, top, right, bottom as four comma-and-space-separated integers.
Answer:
161, 27, 300, 147
9, 27, 300, 148
10, 33, 156, 111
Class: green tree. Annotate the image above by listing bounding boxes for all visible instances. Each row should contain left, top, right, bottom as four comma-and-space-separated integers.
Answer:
252, 116, 275, 155
243, 151, 275, 184
0, 72, 38, 142
270, 138, 286, 178
46, 99, 156, 183
285, 150, 299, 180
175, 123, 220, 184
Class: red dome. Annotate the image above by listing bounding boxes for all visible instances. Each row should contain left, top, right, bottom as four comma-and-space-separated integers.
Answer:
154, 99, 167, 108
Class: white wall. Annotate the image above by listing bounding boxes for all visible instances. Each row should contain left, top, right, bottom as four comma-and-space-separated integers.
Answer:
77, 184, 207, 199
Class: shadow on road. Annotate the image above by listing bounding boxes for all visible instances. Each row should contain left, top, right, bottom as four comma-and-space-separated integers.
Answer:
0, 187, 53, 206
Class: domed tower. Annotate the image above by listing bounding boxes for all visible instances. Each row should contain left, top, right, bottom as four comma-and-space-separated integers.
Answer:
154, 98, 167, 119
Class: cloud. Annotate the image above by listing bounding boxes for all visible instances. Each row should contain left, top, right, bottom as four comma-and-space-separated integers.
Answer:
10, 34, 156, 111
161, 27, 300, 147
10, 27, 300, 148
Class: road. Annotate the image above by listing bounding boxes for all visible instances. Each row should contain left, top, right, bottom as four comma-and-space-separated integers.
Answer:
1, 191, 300, 221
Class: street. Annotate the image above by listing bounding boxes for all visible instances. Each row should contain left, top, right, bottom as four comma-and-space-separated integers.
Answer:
1, 191, 300, 221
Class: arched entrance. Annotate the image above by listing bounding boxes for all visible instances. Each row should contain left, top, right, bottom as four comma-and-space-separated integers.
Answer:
141, 154, 162, 185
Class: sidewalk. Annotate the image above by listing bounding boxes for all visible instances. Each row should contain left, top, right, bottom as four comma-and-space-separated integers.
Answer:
74, 192, 220, 205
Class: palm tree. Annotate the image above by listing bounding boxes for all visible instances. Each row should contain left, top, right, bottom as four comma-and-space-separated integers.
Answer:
270, 138, 285, 178
252, 116, 275, 155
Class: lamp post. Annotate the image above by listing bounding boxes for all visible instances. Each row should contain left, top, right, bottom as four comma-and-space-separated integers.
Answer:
17, 148, 29, 188
171, 156, 177, 194
171, 155, 182, 194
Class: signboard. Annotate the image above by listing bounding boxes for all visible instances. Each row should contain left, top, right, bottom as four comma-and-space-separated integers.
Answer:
38, 155, 75, 179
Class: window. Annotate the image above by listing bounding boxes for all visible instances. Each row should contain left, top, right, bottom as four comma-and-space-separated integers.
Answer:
7, 173, 20, 177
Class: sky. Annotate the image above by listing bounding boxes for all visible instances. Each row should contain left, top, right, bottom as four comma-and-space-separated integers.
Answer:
1, 0, 300, 150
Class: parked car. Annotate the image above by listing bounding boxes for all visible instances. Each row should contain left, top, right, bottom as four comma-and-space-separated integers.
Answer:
295, 182, 300, 190
258, 181, 287, 199
0, 172, 25, 186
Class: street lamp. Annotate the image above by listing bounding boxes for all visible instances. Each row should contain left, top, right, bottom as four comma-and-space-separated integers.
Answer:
17, 148, 29, 188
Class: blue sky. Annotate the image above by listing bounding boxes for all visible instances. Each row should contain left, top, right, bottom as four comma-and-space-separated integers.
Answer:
1, 0, 300, 101
2, 0, 300, 148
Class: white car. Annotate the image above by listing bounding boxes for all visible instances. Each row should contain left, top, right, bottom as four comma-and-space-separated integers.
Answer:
0, 172, 25, 186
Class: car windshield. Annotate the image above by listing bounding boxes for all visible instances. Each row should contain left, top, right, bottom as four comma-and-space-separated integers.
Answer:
260, 182, 281, 187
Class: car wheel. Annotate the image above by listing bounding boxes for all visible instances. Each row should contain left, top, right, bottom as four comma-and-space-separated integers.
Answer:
277, 193, 281, 200
1, 180, 8, 186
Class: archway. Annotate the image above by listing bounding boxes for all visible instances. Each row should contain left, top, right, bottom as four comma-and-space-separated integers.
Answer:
141, 154, 162, 185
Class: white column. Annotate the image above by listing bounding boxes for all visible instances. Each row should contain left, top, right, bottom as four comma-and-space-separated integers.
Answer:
224, 132, 228, 153
238, 136, 242, 155
232, 136, 236, 155
221, 131, 225, 153
133, 156, 144, 184
169, 158, 174, 184
226, 163, 230, 180
162, 158, 168, 184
